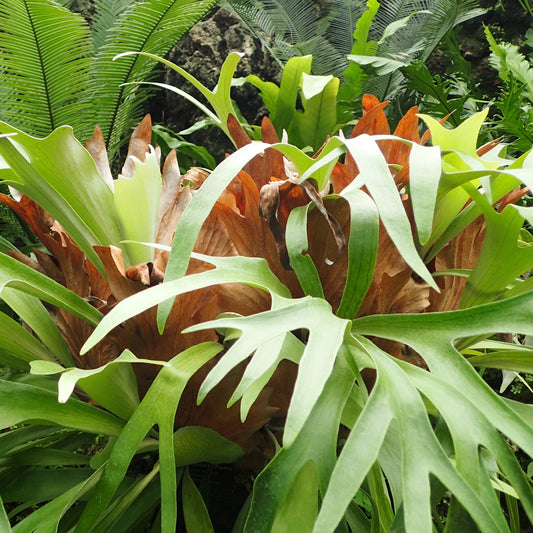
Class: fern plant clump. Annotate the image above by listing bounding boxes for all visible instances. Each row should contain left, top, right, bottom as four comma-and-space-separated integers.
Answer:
1, 43, 533, 533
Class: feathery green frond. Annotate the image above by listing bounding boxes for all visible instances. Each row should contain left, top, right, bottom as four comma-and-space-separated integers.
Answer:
363, 0, 485, 100
92, 0, 135, 50
225, 0, 483, 94
91, 0, 217, 158
0, 0, 93, 139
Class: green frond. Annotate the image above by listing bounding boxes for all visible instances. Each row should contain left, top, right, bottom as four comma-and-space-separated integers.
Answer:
375, 0, 484, 62
0, 0, 93, 139
364, 0, 484, 100
90, 0, 218, 159
325, 0, 368, 59
224, 0, 335, 68
91, 0, 135, 50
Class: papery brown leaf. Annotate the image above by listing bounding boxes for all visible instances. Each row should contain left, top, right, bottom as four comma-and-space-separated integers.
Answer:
345, 97, 390, 175
94, 245, 218, 369
388, 106, 420, 169
125, 262, 165, 286
155, 150, 193, 264
121, 114, 153, 178
301, 180, 346, 263
0, 193, 54, 242
429, 217, 485, 312
227, 114, 285, 189
330, 161, 354, 194
210, 171, 302, 310
477, 137, 504, 157
306, 197, 351, 311
259, 180, 290, 270
85, 125, 114, 189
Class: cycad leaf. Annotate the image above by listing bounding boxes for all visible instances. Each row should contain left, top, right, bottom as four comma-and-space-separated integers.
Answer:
0, 0, 92, 139
91, 0, 217, 157
92, 0, 134, 50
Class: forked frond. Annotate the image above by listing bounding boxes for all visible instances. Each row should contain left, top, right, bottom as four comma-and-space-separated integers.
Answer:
0, 0, 92, 139
90, 0, 217, 158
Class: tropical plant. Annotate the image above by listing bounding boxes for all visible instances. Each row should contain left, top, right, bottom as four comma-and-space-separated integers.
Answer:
223, 0, 485, 106
0, 0, 217, 160
2, 53, 533, 532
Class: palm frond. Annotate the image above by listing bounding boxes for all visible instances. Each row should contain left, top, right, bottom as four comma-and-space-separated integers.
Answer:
92, 0, 135, 50
374, 0, 484, 62
91, 0, 218, 158
364, 0, 484, 100
0, 0, 93, 139
224, 0, 483, 82
223, 0, 335, 68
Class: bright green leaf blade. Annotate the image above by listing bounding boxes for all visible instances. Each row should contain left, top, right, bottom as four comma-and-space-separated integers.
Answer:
286, 204, 325, 298
114, 50, 241, 142
0, 126, 122, 273
188, 297, 350, 446
409, 143, 442, 245
246, 74, 280, 115
419, 110, 489, 156
82, 253, 290, 354
343, 134, 437, 289
182, 467, 215, 533
298, 73, 339, 150
461, 198, 533, 308
0, 251, 102, 326
244, 352, 354, 532
337, 189, 379, 319
75, 342, 222, 533
158, 141, 272, 330
114, 147, 162, 266
230, 332, 304, 422
315, 337, 512, 533
352, 292, 533, 463
0, 379, 124, 436
275, 55, 313, 136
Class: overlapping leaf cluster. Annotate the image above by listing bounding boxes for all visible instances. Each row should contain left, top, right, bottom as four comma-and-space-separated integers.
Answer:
1, 51, 533, 532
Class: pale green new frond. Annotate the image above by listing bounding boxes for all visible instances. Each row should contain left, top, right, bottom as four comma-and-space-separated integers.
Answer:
0, 0, 93, 139
91, 0, 217, 158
